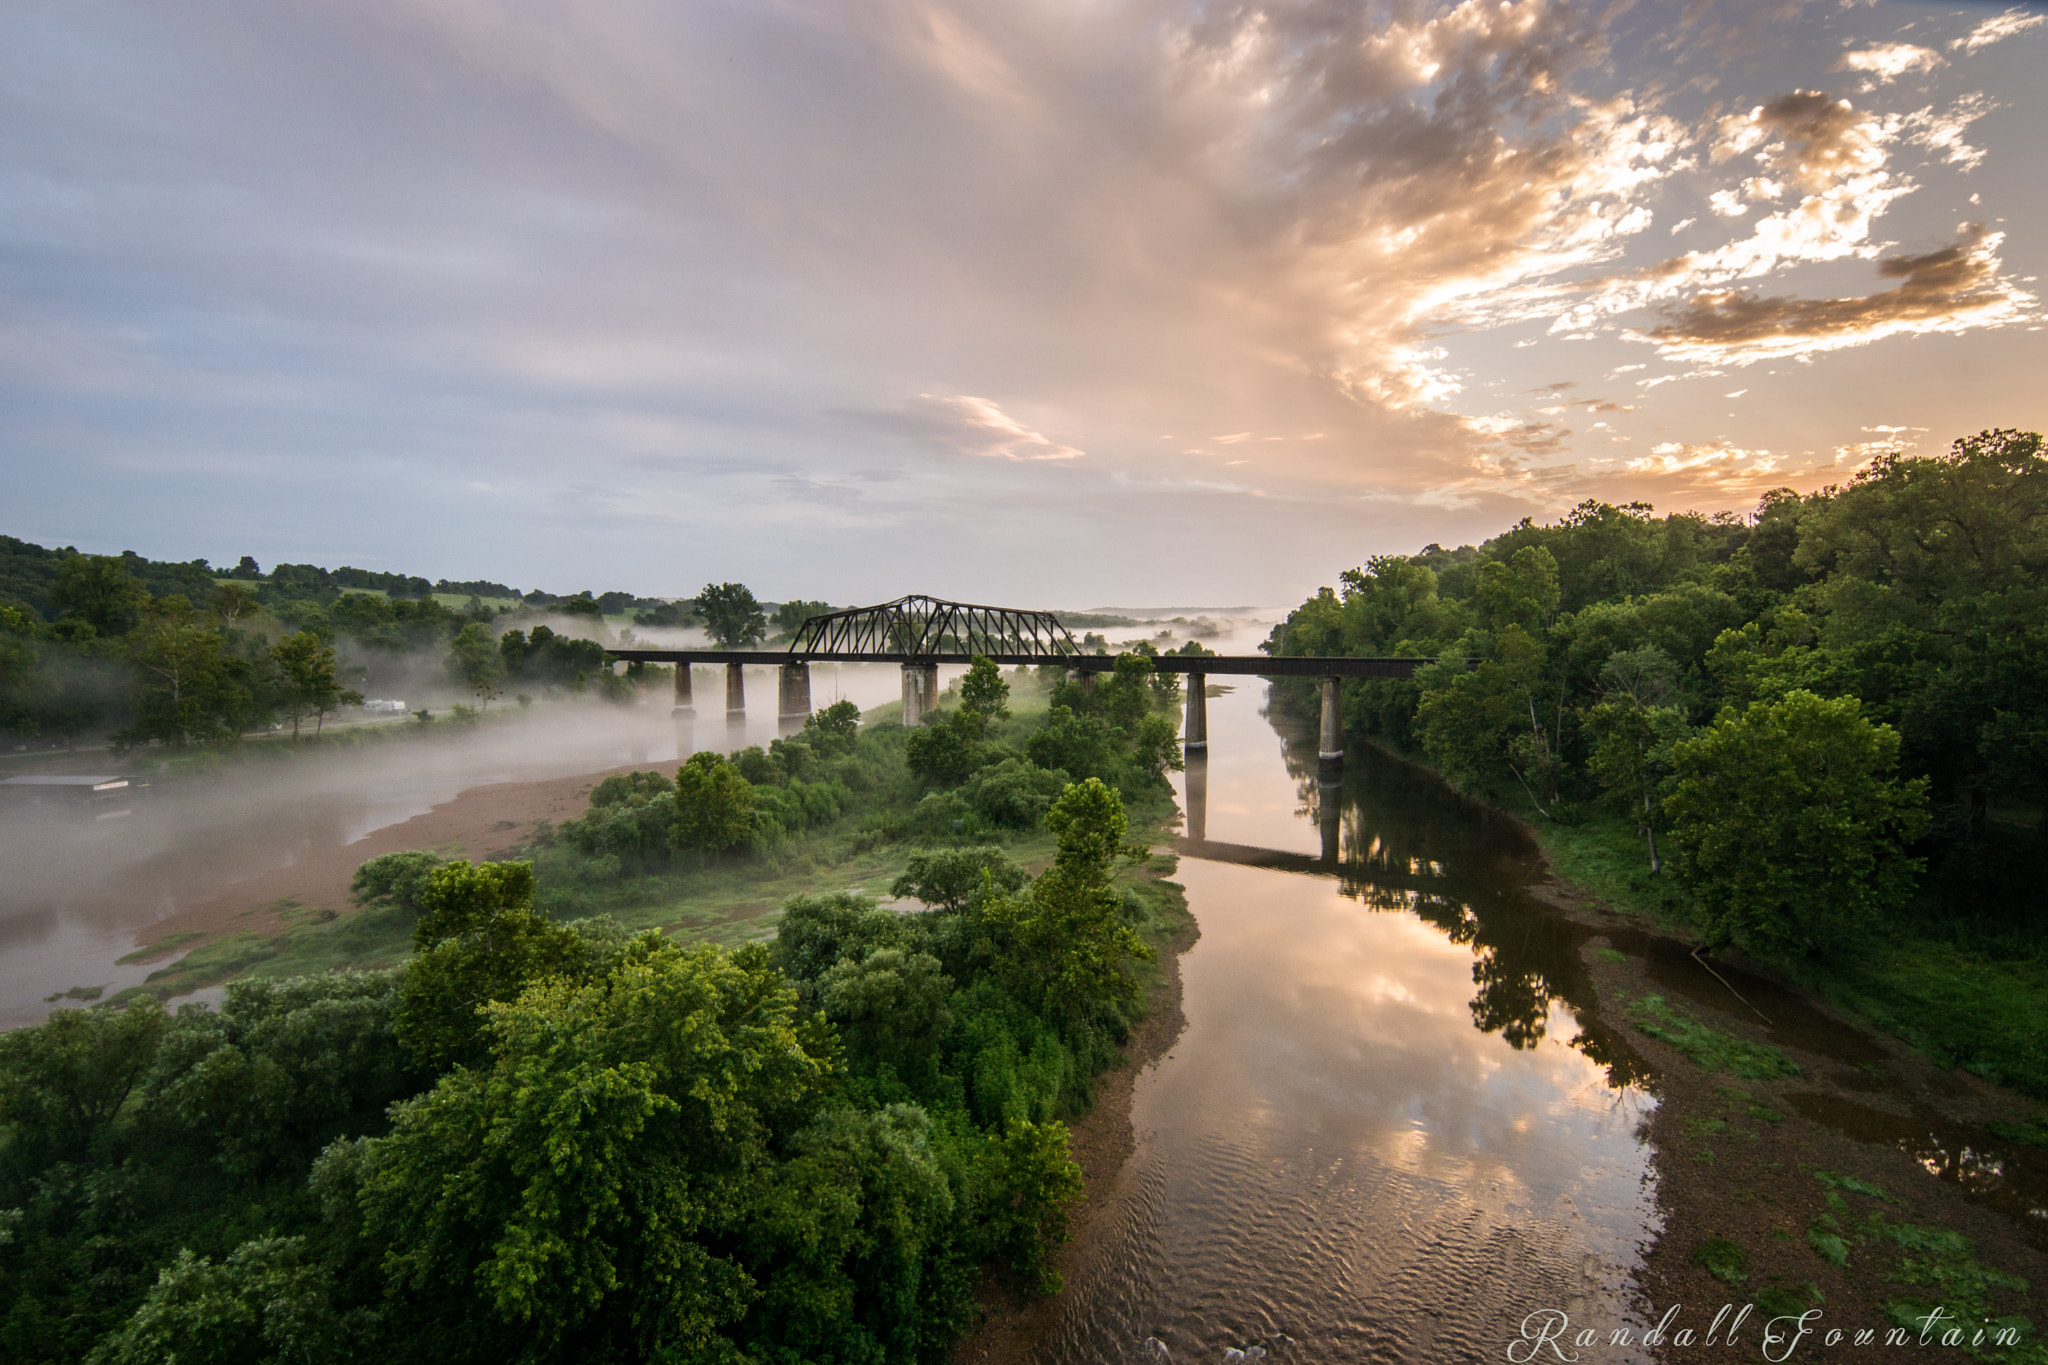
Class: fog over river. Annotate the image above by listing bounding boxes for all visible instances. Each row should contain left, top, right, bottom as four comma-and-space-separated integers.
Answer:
0, 658, 916, 1027
13, 613, 2048, 1359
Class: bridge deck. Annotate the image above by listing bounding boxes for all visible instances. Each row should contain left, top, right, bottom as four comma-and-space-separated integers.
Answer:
608, 649, 1427, 678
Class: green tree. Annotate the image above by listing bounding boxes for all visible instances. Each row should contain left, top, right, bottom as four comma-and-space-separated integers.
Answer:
209, 581, 263, 633
1414, 625, 1561, 812
51, 554, 149, 638
344, 937, 835, 1360
0, 997, 171, 1163
446, 622, 503, 709
1795, 429, 2048, 607
394, 860, 587, 1069
955, 655, 1011, 741
804, 699, 861, 752
86, 1236, 358, 1365
118, 599, 254, 748
0, 603, 50, 738
1664, 690, 1930, 956
905, 713, 981, 786
696, 583, 767, 648
1024, 706, 1118, 784
1583, 646, 1689, 871
820, 948, 953, 1072
673, 750, 756, 853
1333, 555, 1450, 650
272, 629, 362, 738
348, 850, 447, 920
983, 779, 1151, 1020
773, 598, 833, 638
1472, 545, 1562, 634
136, 973, 420, 1180
974, 1119, 1084, 1293
890, 846, 1029, 912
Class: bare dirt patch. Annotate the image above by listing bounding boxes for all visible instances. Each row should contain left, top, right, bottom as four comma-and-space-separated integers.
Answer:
127, 763, 646, 954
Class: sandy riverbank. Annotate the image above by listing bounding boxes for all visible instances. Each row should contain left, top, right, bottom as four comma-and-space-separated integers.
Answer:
124, 763, 641, 959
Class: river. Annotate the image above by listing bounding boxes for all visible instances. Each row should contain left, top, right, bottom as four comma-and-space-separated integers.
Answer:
1032, 676, 1660, 1363
0, 659, 914, 1026
7, 631, 2044, 1355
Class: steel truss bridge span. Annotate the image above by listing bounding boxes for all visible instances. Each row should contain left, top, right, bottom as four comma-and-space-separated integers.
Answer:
606, 649, 1425, 679
785, 595, 1079, 661
607, 594, 1431, 768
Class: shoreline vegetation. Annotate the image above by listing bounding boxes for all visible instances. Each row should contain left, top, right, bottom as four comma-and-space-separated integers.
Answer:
0, 652, 1202, 1363
1263, 428, 2048, 1359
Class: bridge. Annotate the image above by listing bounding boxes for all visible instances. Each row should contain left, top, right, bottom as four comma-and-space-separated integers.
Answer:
607, 594, 1429, 767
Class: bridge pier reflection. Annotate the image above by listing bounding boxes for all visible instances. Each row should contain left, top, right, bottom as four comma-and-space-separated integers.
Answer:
1320, 774, 1342, 865
1183, 750, 1207, 843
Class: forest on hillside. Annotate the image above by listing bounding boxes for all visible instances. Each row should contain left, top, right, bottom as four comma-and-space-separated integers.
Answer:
0, 540, 702, 747
1265, 429, 2048, 1096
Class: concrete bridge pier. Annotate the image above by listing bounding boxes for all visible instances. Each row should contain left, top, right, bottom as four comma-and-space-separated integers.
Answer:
778, 663, 812, 731
1079, 670, 1097, 695
1183, 672, 1207, 752
1318, 676, 1344, 767
725, 663, 746, 717
901, 662, 940, 726
672, 664, 695, 716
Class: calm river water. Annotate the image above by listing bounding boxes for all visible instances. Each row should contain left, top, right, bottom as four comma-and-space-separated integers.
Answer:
1034, 678, 1661, 1363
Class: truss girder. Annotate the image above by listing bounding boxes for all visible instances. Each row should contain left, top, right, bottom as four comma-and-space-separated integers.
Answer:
787, 595, 1080, 662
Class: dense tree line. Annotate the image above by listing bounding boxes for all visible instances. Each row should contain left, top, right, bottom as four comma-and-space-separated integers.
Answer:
1266, 430, 2048, 963
0, 667, 1173, 1363
0, 542, 699, 746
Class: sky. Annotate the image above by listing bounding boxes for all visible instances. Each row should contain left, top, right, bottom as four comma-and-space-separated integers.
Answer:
4, 0, 2046, 607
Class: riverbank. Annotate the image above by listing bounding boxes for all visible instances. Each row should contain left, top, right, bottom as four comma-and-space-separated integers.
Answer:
1526, 846, 2048, 1357
1254, 685, 2048, 1353
952, 850, 1198, 1365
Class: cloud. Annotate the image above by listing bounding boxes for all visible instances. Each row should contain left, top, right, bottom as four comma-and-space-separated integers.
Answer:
1950, 9, 2046, 53
2, 0, 2043, 594
1628, 441, 1780, 478
1834, 42, 1942, 84
1641, 223, 2034, 364
1539, 84, 2021, 356
1894, 94, 1994, 171
865, 394, 1084, 462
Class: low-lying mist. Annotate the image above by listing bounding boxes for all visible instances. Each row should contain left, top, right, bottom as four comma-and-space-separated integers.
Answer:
1, 609, 1279, 1029
0, 659, 915, 1027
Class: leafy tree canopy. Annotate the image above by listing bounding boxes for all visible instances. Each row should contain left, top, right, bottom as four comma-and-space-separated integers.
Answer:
696, 582, 767, 648
1664, 689, 1929, 956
